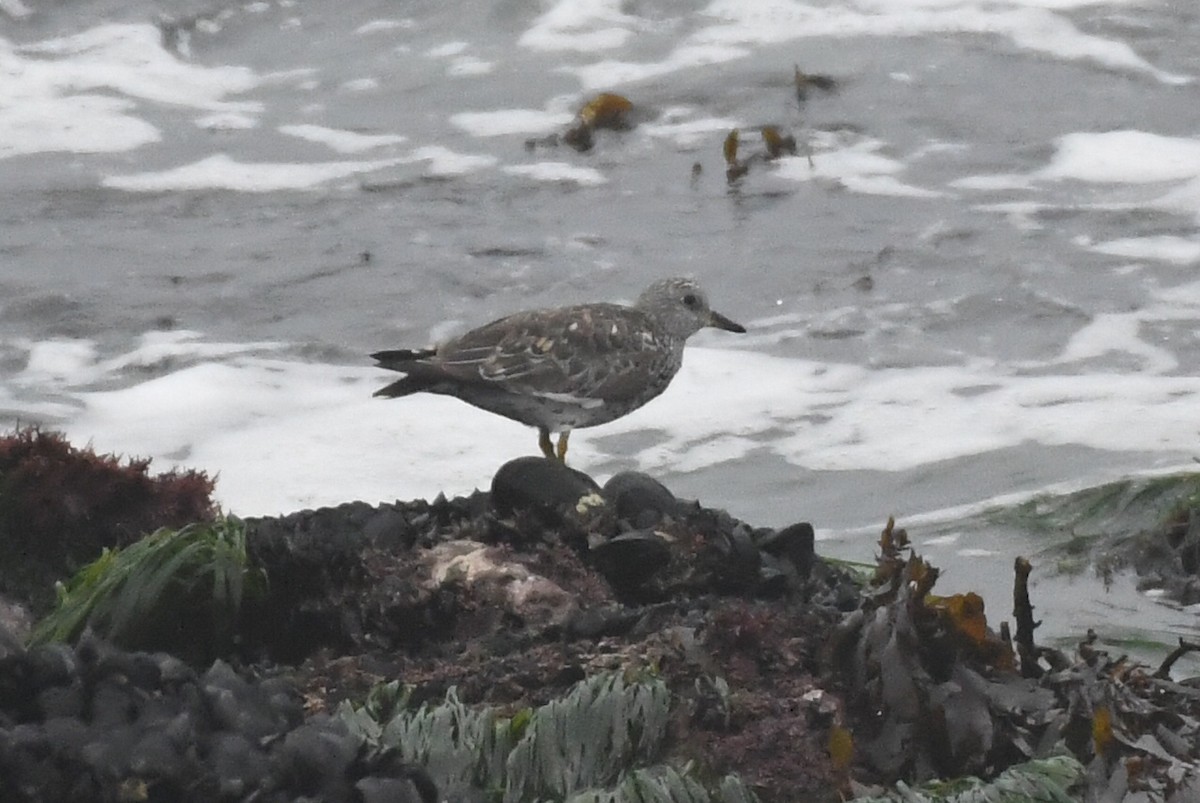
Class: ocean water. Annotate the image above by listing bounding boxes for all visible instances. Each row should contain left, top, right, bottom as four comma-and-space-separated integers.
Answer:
3, 0, 1200, 649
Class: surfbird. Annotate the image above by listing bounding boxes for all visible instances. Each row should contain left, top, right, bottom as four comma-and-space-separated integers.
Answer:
371, 277, 746, 461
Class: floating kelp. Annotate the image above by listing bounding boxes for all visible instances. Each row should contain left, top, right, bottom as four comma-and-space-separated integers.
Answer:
794, 64, 838, 105
524, 92, 638, 153
760, 126, 797, 159
724, 130, 749, 183
723, 126, 803, 183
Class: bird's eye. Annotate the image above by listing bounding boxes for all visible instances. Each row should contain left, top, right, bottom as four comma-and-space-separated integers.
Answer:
682, 293, 699, 308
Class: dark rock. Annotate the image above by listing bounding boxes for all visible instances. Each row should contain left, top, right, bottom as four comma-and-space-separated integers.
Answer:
602, 471, 680, 528
711, 526, 762, 592
203, 659, 299, 739
0, 617, 25, 661
355, 776, 434, 803
128, 728, 185, 777
589, 531, 672, 594
38, 682, 84, 720
1, 635, 446, 802
271, 717, 359, 798
561, 605, 643, 639
88, 682, 142, 729
756, 553, 791, 597
26, 643, 76, 688
362, 507, 413, 549
757, 521, 816, 578
490, 456, 601, 519
211, 731, 270, 796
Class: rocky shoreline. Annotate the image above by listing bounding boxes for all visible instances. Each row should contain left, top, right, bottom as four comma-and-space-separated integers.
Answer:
1, 430, 1199, 801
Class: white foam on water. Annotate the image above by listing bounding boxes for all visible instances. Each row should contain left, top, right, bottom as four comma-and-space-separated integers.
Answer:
279, 124, 407, 153
774, 137, 946, 198
450, 109, 574, 137
641, 113, 741, 148
446, 56, 494, 76
950, 174, 1035, 191
0, 0, 32, 18
0, 22, 265, 159
14, 332, 285, 388
16, 319, 1199, 518
1089, 236, 1200, 265
17, 23, 262, 110
550, 0, 1189, 90
519, 0, 640, 52
1039, 131, 1200, 184
355, 19, 413, 35
502, 162, 607, 185
101, 153, 407, 192
408, 145, 499, 176
49, 357, 528, 515
590, 347, 1200, 477
0, 87, 160, 159
964, 129, 1200, 230
571, 44, 750, 91
694, 0, 1189, 83
102, 142, 499, 191
340, 78, 380, 92
1046, 312, 1178, 373
425, 41, 469, 57
195, 111, 259, 131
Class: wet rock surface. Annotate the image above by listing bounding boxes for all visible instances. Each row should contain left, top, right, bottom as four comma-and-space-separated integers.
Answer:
5, 451, 1200, 801
0, 635, 434, 803
232, 459, 860, 798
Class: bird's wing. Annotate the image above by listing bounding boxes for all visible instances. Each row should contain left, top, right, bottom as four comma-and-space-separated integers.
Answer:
434, 304, 670, 401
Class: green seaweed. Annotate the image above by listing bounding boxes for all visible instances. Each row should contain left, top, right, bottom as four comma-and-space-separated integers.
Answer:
854, 754, 1084, 802
340, 670, 759, 803
30, 516, 265, 659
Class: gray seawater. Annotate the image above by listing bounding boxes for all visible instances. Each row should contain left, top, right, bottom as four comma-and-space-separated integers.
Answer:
2, 0, 1200, 655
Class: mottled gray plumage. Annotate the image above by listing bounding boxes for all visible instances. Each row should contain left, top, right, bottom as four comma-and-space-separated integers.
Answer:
372, 277, 745, 460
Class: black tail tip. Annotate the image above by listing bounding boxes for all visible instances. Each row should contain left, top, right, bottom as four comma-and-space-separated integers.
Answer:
371, 348, 435, 364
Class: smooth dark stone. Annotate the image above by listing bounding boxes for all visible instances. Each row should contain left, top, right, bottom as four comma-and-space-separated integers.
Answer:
271, 718, 358, 797
155, 653, 194, 686
26, 644, 76, 688
757, 521, 815, 577
88, 683, 142, 729
0, 623, 23, 662
490, 456, 601, 518
38, 682, 84, 720
589, 530, 672, 591
355, 777, 432, 803
757, 554, 791, 597
212, 732, 270, 795
128, 729, 184, 777
40, 716, 90, 754
81, 726, 140, 778
562, 605, 642, 639
602, 471, 679, 527
711, 527, 762, 591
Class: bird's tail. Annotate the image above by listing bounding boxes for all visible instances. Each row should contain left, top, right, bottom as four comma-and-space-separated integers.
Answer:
371, 348, 435, 369
370, 348, 439, 398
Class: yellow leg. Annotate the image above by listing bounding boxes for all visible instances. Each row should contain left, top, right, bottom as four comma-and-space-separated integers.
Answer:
556, 431, 570, 462
538, 428, 555, 459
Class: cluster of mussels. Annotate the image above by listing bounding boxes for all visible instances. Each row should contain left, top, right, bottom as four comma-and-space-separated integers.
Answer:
0, 633, 435, 802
